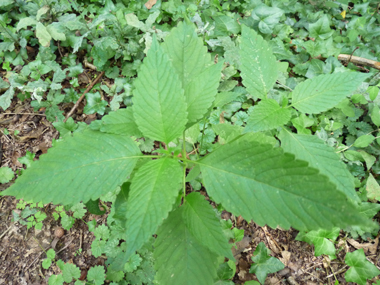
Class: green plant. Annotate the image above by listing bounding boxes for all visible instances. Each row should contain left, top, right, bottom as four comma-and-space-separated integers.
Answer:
344, 249, 380, 285
2, 21, 378, 284
42, 248, 56, 270
249, 242, 284, 285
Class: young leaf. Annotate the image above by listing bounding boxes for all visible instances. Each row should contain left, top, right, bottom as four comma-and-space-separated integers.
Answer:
240, 25, 278, 99
296, 228, 340, 259
198, 134, 374, 231
1, 129, 141, 205
154, 207, 218, 284
57, 261, 81, 283
244, 99, 291, 132
249, 242, 284, 284
84, 92, 108, 115
278, 129, 359, 202
291, 72, 369, 114
345, 249, 380, 285
353, 134, 375, 148
133, 35, 187, 144
162, 21, 221, 125
125, 158, 182, 262
183, 192, 234, 260
100, 108, 142, 136
87, 265, 106, 285
0, 167, 14, 183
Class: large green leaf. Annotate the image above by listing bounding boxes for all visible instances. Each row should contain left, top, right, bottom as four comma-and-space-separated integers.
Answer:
125, 158, 182, 261
133, 36, 187, 144
291, 72, 370, 114
162, 21, 221, 125
198, 134, 373, 231
154, 207, 218, 284
100, 108, 142, 136
244, 99, 291, 132
278, 129, 359, 202
1, 129, 141, 205
183, 192, 234, 260
240, 25, 278, 99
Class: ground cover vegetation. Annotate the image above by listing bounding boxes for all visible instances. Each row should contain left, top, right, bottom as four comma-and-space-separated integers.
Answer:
1, 0, 380, 284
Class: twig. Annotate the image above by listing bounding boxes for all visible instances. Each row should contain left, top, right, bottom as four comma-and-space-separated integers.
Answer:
325, 265, 348, 279
0, 225, 12, 240
64, 71, 105, 122
315, 54, 380, 70
1, 113, 46, 116
56, 238, 74, 254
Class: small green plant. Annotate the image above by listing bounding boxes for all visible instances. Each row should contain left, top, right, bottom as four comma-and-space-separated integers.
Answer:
13, 200, 47, 230
42, 248, 56, 270
2, 22, 378, 284
249, 242, 284, 285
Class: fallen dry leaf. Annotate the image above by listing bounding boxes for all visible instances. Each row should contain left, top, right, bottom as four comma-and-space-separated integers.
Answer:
145, 0, 157, 9
347, 237, 378, 254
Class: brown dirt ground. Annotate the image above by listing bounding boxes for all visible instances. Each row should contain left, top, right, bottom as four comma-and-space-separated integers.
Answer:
1, 96, 380, 285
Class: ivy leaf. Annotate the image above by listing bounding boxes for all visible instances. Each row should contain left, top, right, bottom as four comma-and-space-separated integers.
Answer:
199, 134, 374, 231
154, 207, 218, 284
249, 242, 284, 284
87, 266, 106, 285
244, 99, 291, 132
251, 5, 284, 34
291, 72, 370, 114
240, 25, 278, 99
214, 15, 241, 36
162, 21, 220, 126
100, 108, 142, 137
84, 92, 108, 115
0, 167, 14, 183
345, 249, 380, 285
1, 129, 141, 205
36, 22, 51, 47
278, 129, 359, 202
183, 192, 234, 260
125, 158, 182, 262
296, 228, 340, 259
307, 15, 334, 40
133, 35, 187, 144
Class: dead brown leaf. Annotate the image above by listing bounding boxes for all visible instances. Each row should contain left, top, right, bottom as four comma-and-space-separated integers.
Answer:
145, 0, 157, 9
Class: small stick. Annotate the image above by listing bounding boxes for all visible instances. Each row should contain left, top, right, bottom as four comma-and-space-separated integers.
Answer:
64, 71, 105, 122
315, 54, 380, 70
1, 113, 46, 116
325, 265, 348, 279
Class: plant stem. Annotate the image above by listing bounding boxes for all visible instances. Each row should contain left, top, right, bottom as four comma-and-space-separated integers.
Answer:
182, 132, 187, 198
199, 119, 207, 154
